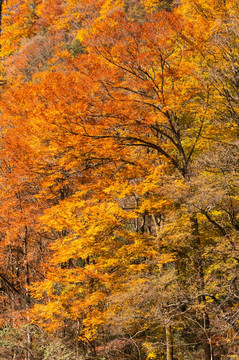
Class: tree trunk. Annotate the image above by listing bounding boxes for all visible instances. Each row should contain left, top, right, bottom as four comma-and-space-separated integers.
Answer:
24, 226, 32, 360
166, 324, 173, 360
190, 215, 214, 360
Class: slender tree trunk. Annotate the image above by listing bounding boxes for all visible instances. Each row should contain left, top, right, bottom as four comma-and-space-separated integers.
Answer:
24, 226, 32, 360
166, 324, 173, 360
190, 215, 214, 360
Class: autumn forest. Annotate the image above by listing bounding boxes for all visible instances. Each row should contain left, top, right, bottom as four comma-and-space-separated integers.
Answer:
0, 0, 238, 359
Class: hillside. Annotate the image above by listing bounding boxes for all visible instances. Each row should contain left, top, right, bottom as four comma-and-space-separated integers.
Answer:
0, 0, 238, 359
